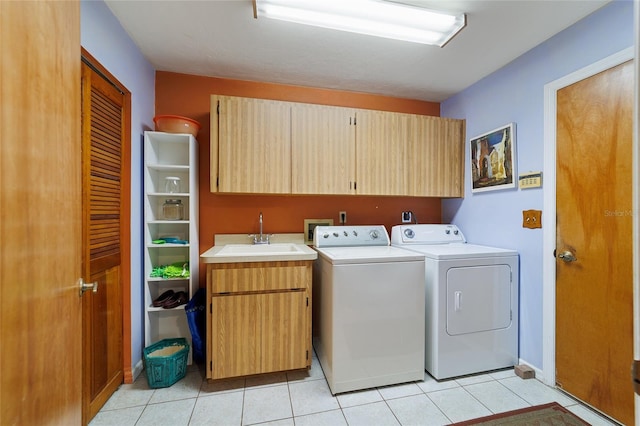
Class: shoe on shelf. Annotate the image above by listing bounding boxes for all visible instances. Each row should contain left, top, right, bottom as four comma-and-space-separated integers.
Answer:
152, 289, 175, 307
163, 291, 188, 309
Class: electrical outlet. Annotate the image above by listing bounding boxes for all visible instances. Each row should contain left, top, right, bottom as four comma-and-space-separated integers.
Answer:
402, 211, 412, 223
339, 211, 347, 224
523, 209, 542, 229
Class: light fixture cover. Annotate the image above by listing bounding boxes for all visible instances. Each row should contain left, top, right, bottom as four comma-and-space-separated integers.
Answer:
255, 0, 466, 47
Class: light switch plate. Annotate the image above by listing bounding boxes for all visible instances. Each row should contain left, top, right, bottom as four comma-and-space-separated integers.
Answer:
519, 172, 542, 189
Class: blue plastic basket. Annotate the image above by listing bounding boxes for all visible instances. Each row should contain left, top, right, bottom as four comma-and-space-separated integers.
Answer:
143, 338, 190, 388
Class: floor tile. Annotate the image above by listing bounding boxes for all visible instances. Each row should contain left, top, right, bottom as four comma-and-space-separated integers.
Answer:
149, 371, 203, 404
189, 391, 243, 425
242, 384, 292, 425
566, 404, 620, 426
136, 398, 196, 426
89, 406, 144, 426
200, 377, 246, 395
454, 373, 494, 386
294, 409, 348, 426
427, 387, 492, 423
488, 368, 517, 380
386, 394, 451, 426
464, 380, 530, 413
289, 378, 340, 417
342, 401, 401, 426
416, 374, 460, 393
378, 382, 423, 400
245, 372, 288, 389
499, 376, 575, 406
100, 378, 156, 411
336, 388, 383, 408
286, 361, 325, 383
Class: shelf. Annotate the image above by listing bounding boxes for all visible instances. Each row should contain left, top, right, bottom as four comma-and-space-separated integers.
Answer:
144, 131, 199, 364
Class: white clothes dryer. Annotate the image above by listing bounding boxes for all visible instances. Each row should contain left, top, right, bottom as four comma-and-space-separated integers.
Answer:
391, 224, 519, 380
313, 225, 425, 394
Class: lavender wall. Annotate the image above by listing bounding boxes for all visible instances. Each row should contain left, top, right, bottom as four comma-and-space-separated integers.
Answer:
81, 0, 155, 374
441, 0, 634, 369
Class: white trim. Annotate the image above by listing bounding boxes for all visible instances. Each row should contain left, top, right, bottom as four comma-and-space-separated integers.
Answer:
132, 359, 144, 381
542, 46, 634, 388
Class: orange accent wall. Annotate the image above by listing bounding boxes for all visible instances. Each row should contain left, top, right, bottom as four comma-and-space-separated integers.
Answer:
155, 72, 442, 286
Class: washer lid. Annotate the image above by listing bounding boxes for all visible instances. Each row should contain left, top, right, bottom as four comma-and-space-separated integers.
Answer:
398, 243, 518, 260
315, 246, 425, 264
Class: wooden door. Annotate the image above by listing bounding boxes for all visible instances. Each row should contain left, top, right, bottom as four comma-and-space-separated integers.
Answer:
555, 60, 633, 425
291, 103, 356, 195
0, 1, 82, 424
355, 109, 410, 196
81, 62, 125, 423
408, 116, 465, 197
214, 96, 291, 194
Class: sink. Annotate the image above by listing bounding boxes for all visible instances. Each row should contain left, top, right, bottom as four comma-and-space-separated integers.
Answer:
201, 242, 318, 263
218, 243, 304, 255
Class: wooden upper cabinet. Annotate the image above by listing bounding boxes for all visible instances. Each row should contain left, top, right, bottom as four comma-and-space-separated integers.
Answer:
355, 109, 411, 196
212, 95, 291, 194
291, 103, 356, 195
406, 116, 465, 197
210, 94, 465, 197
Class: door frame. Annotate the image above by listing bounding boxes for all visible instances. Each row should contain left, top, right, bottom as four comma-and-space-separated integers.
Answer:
541, 45, 635, 410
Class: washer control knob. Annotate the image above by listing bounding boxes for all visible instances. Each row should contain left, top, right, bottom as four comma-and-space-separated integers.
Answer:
445, 229, 451, 234
404, 229, 415, 239
369, 230, 379, 239
353, 230, 358, 236
323, 233, 329, 239
453, 229, 459, 235
333, 232, 339, 237
343, 231, 348, 236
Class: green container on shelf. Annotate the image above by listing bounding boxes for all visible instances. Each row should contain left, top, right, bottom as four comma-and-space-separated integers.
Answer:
143, 338, 190, 388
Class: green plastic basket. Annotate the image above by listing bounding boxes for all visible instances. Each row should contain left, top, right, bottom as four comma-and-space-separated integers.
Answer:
143, 338, 190, 389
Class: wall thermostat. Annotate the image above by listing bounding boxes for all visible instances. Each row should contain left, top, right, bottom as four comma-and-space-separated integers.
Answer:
519, 172, 542, 189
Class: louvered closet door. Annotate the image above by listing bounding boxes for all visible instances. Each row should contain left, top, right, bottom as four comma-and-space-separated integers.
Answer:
81, 62, 124, 422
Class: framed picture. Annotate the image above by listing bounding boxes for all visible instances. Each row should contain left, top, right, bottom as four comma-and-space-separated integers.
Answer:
304, 218, 334, 244
470, 123, 516, 193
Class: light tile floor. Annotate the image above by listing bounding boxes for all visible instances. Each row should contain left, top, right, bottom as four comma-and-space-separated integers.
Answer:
92, 350, 620, 426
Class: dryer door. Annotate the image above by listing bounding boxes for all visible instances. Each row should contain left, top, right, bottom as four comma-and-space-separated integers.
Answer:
446, 264, 512, 335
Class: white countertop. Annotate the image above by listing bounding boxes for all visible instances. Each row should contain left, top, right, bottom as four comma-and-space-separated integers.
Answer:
201, 233, 318, 263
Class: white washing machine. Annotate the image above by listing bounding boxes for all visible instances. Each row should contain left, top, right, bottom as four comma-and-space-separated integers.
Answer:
313, 225, 425, 394
391, 224, 519, 380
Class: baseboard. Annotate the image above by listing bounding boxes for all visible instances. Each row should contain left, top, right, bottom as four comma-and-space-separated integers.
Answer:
127, 359, 144, 383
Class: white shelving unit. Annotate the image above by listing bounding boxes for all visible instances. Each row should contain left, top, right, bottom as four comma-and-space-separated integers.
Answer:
143, 131, 199, 362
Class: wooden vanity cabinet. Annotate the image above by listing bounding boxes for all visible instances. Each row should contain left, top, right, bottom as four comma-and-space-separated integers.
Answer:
206, 261, 313, 380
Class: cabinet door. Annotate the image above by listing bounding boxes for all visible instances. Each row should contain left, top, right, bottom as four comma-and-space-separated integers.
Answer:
291, 103, 356, 194
407, 116, 465, 197
211, 291, 309, 378
211, 294, 261, 378
355, 109, 410, 196
213, 95, 291, 194
261, 290, 308, 373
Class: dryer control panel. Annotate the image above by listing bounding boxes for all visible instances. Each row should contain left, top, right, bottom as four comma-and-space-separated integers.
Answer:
391, 224, 466, 245
313, 225, 390, 247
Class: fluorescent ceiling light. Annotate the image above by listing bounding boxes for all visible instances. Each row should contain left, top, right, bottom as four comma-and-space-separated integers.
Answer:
254, 0, 466, 47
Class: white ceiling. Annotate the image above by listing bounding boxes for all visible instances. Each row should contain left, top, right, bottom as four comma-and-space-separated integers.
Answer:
104, 0, 611, 102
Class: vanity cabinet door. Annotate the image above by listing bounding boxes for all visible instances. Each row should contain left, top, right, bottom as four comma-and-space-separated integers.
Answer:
261, 290, 308, 373
291, 103, 356, 194
212, 95, 291, 194
211, 294, 261, 378
210, 291, 308, 379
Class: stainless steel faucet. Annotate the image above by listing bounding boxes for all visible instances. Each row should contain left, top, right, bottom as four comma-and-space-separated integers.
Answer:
250, 212, 271, 244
